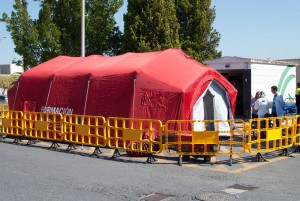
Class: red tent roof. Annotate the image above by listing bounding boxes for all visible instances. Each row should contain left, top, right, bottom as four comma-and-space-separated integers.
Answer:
8, 49, 237, 122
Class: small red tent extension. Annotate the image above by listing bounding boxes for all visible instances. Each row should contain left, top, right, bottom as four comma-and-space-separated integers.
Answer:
8, 49, 237, 125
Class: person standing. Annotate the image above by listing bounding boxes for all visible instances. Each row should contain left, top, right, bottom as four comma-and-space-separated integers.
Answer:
271, 85, 285, 126
254, 91, 269, 118
251, 91, 260, 118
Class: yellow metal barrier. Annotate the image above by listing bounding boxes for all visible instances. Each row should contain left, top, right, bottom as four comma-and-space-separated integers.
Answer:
0, 104, 9, 140
1, 111, 24, 140
247, 116, 294, 161
63, 114, 106, 152
164, 119, 246, 166
2, 108, 299, 166
23, 112, 63, 144
293, 115, 300, 152
0, 103, 9, 118
107, 117, 163, 162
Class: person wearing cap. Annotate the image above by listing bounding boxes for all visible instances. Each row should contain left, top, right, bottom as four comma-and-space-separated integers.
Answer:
254, 91, 270, 118
295, 82, 300, 115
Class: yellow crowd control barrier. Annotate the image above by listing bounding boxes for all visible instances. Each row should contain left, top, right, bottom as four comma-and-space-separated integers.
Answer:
107, 117, 163, 162
63, 114, 106, 153
164, 119, 246, 166
23, 112, 64, 144
1, 111, 24, 141
2, 108, 300, 166
247, 116, 294, 161
0, 103, 9, 118
0, 104, 9, 138
293, 115, 300, 152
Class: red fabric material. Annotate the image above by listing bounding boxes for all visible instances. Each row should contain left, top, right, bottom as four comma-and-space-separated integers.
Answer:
8, 49, 237, 121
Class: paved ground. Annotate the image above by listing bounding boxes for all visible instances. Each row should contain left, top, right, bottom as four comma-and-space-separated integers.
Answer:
1, 136, 300, 201
1, 135, 298, 173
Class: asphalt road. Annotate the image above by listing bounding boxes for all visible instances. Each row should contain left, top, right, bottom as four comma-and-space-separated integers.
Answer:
1, 138, 300, 201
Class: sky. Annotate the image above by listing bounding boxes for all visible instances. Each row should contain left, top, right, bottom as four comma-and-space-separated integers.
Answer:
0, 0, 299, 65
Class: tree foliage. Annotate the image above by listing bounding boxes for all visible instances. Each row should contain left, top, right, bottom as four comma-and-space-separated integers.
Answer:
175, 0, 221, 62
1, 0, 123, 69
1, 0, 221, 69
85, 0, 123, 55
37, 0, 61, 62
123, 0, 180, 52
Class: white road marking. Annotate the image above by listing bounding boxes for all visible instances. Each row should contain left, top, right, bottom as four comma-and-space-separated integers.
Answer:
222, 188, 248, 195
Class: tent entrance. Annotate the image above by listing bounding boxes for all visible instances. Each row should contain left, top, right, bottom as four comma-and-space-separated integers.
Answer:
203, 90, 215, 131
193, 81, 232, 136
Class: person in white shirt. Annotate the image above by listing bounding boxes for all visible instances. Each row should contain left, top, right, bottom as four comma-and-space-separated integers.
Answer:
254, 91, 270, 118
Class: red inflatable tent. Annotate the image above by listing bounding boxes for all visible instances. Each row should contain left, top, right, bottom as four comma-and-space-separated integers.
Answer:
8, 49, 237, 124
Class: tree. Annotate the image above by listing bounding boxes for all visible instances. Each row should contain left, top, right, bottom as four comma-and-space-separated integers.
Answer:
175, 0, 221, 62
49, 0, 123, 56
1, 0, 123, 70
85, 0, 123, 55
37, 0, 61, 62
123, 0, 180, 52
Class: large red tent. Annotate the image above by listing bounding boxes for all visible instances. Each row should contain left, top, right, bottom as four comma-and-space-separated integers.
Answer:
8, 48, 237, 123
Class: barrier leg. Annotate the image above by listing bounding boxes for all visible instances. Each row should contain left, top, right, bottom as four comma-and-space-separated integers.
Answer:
50, 142, 60, 148
26, 139, 37, 145
293, 145, 300, 153
92, 147, 102, 156
146, 154, 157, 163
178, 155, 182, 166
279, 148, 294, 157
0, 134, 7, 141
252, 153, 268, 162
66, 143, 76, 151
13, 137, 22, 143
111, 149, 121, 158
229, 155, 233, 166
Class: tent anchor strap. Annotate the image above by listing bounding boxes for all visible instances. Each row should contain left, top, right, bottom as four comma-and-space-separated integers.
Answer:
252, 152, 268, 162
66, 143, 76, 151
50, 142, 60, 149
92, 147, 102, 156
111, 149, 121, 158
146, 154, 157, 163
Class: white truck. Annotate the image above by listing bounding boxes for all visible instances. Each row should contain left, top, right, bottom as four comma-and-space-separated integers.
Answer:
204, 57, 298, 119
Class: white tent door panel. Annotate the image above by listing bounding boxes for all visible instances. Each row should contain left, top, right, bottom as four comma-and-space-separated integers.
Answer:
193, 81, 230, 135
